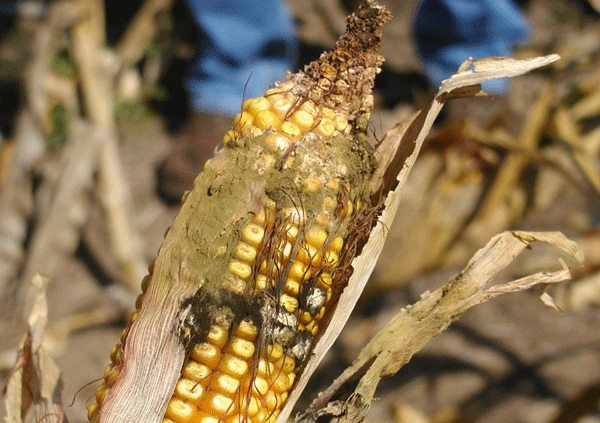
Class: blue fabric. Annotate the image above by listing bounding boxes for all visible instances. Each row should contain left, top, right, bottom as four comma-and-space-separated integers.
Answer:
184, 0, 297, 116
414, 0, 529, 94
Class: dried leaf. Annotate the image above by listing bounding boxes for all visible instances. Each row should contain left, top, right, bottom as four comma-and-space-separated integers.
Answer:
4, 273, 67, 423
297, 231, 580, 423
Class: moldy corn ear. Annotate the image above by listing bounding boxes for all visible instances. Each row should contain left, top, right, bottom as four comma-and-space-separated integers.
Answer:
90, 3, 391, 423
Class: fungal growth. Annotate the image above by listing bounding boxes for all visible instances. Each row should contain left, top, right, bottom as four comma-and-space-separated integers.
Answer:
89, 3, 391, 423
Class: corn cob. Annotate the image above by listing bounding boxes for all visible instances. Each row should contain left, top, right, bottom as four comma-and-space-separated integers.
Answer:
89, 3, 390, 423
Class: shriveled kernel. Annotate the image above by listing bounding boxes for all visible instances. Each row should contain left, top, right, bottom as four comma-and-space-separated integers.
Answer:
233, 242, 258, 264
235, 319, 258, 340
254, 110, 280, 130
218, 353, 248, 378
233, 111, 253, 132
244, 97, 271, 115
175, 378, 205, 403
229, 260, 252, 281
290, 110, 314, 133
280, 293, 299, 313
191, 343, 221, 368
270, 98, 293, 120
306, 225, 328, 248
203, 391, 235, 416
241, 223, 264, 247
207, 325, 229, 349
280, 121, 301, 138
228, 337, 255, 359
130, 310, 139, 323
301, 311, 312, 324
183, 361, 211, 383
210, 372, 240, 395
264, 132, 291, 152
166, 398, 195, 422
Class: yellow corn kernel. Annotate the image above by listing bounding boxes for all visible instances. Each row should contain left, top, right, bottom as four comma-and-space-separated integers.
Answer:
233, 111, 253, 133
272, 373, 291, 393
264, 132, 291, 152
264, 391, 279, 411
218, 353, 249, 378
254, 408, 269, 423
314, 118, 335, 138
324, 250, 339, 266
198, 416, 219, 423
290, 110, 314, 133
95, 385, 108, 404
191, 343, 221, 368
235, 396, 260, 418
235, 320, 258, 340
268, 344, 283, 361
334, 114, 348, 132
258, 358, 275, 377
244, 97, 271, 115
241, 223, 264, 247
88, 403, 98, 421
319, 272, 332, 288
165, 398, 195, 423
255, 274, 268, 290
210, 372, 240, 396
175, 378, 205, 404
207, 325, 229, 349
135, 293, 144, 309
280, 293, 298, 313
250, 376, 269, 396
283, 278, 300, 296
183, 361, 211, 383
233, 242, 258, 264
202, 391, 235, 417
280, 121, 301, 138
270, 98, 293, 120
228, 337, 255, 360
330, 236, 343, 252
321, 107, 335, 120
275, 355, 295, 374
229, 260, 252, 281
306, 225, 328, 248
254, 110, 280, 130
288, 260, 309, 281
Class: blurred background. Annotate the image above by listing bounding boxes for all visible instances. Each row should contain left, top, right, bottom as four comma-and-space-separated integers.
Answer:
2, 0, 600, 422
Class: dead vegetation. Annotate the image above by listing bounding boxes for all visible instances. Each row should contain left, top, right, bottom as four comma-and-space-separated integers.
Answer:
2, 1, 600, 423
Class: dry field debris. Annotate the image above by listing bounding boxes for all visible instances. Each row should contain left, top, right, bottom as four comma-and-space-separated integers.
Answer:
1, 1, 595, 423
